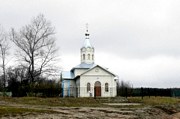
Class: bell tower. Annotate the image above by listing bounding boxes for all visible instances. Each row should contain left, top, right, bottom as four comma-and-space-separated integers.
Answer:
81, 24, 94, 64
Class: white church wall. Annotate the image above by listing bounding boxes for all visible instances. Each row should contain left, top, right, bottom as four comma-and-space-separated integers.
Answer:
79, 67, 117, 97
74, 69, 88, 77
83, 67, 112, 76
79, 75, 116, 97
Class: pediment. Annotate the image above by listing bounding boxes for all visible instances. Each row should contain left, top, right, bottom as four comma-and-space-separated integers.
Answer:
80, 65, 116, 77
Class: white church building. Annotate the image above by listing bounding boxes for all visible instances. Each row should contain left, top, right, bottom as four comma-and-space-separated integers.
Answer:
61, 28, 118, 97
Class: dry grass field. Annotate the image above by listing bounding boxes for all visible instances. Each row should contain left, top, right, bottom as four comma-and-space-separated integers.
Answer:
0, 96, 179, 119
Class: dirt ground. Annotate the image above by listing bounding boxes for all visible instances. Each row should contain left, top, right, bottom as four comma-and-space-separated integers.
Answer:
0, 101, 180, 119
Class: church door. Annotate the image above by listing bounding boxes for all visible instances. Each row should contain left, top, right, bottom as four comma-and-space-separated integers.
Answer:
94, 81, 101, 97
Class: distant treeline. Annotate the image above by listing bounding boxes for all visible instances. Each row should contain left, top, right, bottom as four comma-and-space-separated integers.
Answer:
117, 81, 180, 97
9, 79, 61, 97
117, 87, 180, 97
0, 71, 61, 97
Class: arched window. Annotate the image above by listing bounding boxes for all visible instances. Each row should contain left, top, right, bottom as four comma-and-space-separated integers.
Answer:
92, 54, 94, 60
87, 83, 91, 92
105, 83, 109, 92
83, 54, 85, 60
88, 54, 90, 60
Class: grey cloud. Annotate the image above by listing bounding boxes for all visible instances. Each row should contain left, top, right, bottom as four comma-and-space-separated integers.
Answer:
1, 0, 180, 87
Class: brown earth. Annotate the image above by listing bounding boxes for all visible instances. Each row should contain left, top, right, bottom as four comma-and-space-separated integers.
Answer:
0, 102, 180, 119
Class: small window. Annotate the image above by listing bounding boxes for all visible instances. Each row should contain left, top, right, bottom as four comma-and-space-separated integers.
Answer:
92, 54, 94, 60
105, 83, 109, 92
87, 83, 91, 92
88, 54, 90, 60
83, 54, 85, 60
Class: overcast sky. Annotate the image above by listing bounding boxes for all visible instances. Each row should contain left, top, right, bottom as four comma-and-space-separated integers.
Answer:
1, 0, 180, 88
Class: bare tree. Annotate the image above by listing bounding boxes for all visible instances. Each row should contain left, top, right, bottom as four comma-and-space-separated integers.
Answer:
10, 14, 59, 82
0, 25, 10, 89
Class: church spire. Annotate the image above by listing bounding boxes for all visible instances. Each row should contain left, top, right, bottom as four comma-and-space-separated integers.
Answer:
82, 23, 93, 48
81, 24, 95, 64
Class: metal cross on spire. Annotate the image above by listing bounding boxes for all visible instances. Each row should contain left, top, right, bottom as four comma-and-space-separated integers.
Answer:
85, 23, 90, 37
86, 23, 88, 32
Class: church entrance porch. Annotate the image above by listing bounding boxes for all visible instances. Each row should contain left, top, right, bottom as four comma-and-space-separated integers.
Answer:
94, 81, 101, 97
